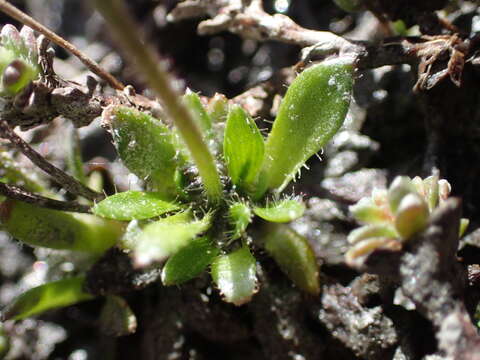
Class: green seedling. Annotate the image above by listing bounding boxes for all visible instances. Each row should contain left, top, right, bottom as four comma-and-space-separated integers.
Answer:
94, 59, 352, 303
1, 38, 353, 314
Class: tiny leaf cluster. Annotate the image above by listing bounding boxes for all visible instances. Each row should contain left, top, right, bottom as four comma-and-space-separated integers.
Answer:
0, 24, 39, 96
345, 174, 469, 268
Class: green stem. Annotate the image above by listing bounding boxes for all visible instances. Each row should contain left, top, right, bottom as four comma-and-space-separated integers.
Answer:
91, 0, 223, 202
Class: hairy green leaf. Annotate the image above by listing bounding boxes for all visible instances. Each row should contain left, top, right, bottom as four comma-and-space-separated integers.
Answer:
227, 201, 252, 240
224, 105, 264, 194
211, 246, 257, 305
260, 59, 353, 195
207, 93, 229, 123
0, 25, 39, 95
263, 224, 319, 294
394, 193, 429, 240
254, 199, 305, 223
93, 191, 182, 220
104, 105, 180, 198
66, 126, 87, 185
133, 211, 211, 266
162, 236, 219, 285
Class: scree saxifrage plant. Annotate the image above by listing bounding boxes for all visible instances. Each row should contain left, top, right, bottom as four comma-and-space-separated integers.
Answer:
0, 1, 353, 323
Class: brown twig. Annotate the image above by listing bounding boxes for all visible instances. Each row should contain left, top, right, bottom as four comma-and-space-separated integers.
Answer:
0, 120, 103, 201
168, 0, 359, 51
0, 182, 91, 213
167, 0, 476, 78
0, 0, 125, 90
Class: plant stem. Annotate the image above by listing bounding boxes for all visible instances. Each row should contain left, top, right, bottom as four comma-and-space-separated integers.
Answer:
92, 0, 224, 202
0, 182, 91, 213
0, 0, 124, 90
0, 120, 103, 201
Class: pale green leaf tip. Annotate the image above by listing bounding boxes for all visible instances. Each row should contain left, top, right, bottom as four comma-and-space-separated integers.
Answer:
253, 199, 305, 223
211, 246, 258, 306
92, 191, 181, 221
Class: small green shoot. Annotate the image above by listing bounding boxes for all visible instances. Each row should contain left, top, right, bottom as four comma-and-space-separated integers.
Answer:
345, 175, 469, 268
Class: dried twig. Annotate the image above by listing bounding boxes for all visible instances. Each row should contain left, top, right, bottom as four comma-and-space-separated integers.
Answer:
168, 0, 357, 50
168, 0, 476, 83
0, 182, 91, 213
0, 120, 103, 201
0, 0, 125, 90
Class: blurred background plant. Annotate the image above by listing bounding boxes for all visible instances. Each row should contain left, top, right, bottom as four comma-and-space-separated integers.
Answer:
345, 174, 469, 268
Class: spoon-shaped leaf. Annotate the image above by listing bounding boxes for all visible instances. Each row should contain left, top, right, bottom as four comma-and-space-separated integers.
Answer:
263, 224, 319, 294
104, 105, 181, 198
387, 176, 417, 215
260, 59, 353, 195
394, 193, 429, 240
93, 191, 182, 220
132, 211, 211, 266
161, 236, 219, 285
224, 105, 264, 195
2, 276, 93, 320
211, 245, 257, 305
254, 198, 305, 223
347, 224, 398, 244
0, 201, 121, 253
